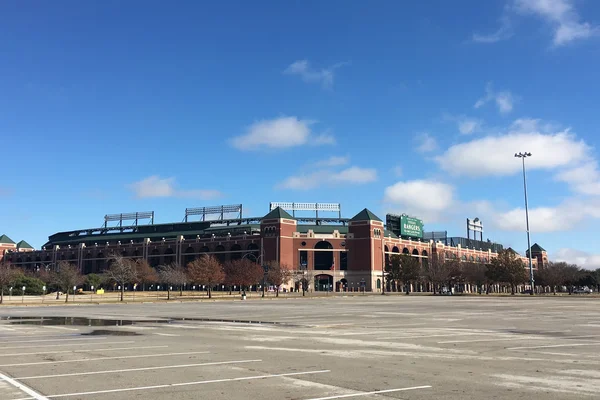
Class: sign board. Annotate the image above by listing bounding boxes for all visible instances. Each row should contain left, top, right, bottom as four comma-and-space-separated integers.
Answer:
400, 215, 423, 238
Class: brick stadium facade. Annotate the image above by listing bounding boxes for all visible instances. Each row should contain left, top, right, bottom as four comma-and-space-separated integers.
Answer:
2, 206, 548, 292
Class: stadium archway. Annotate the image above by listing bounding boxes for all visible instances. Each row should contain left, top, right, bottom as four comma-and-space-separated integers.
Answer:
184, 247, 195, 266
314, 241, 333, 270
230, 244, 242, 261
84, 253, 92, 274
246, 243, 259, 262
96, 253, 106, 272
164, 248, 175, 265
215, 245, 226, 263
149, 249, 160, 267
314, 274, 333, 291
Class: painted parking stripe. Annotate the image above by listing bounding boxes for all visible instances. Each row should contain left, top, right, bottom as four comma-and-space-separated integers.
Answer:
0, 345, 167, 358
507, 342, 600, 350
11, 369, 331, 399
0, 372, 49, 400
0, 341, 135, 351
0, 337, 106, 345
304, 385, 433, 400
0, 351, 209, 367
17, 359, 263, 380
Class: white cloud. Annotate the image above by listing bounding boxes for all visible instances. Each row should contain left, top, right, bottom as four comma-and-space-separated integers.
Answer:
415, 133, 438, 153
554, 248, 600, 270
436, 119, 591, 177
443, 113, 484, 135
473, 16, 513, 43
474, 83, 515, 114
128, 176, 222, 200
278, 166, 377, 190
459, 118, 483, 135
555, 161, 600, 196
283, 60, 349, 89
470, 197, 600, 233
514, 0, 598, 46
392, 166, 403, 177
383, 180, 455, 222
314, 155, 349, 168
230, 116, 334, 151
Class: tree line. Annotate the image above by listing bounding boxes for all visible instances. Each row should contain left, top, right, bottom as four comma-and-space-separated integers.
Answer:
0, 253, 294, 303
385, 249, 600, 295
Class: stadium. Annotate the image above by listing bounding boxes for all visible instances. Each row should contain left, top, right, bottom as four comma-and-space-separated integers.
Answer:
2, 202, 548, 292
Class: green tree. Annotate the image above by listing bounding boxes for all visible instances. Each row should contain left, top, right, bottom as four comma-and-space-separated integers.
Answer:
462, 262, 487, 294
385, 255, 402, 292
0, 261, 19, 304
85, 273, 104, 291
489, 249, 527, 295
11, 275, 46, 295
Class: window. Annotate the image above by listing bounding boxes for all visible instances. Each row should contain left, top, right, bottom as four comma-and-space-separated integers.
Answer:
373, 228, 382, 237
300, 250, 308, 269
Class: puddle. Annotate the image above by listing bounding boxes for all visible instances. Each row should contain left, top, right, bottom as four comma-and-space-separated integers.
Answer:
82, 330, 140, 336
0, 317, 304, 327
0, 316, 303, 327
0, 316, 167, 326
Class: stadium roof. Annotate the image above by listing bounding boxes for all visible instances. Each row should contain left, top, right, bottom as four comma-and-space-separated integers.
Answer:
16, 240, 33, 249
351, 208, 382, 222
0, 234, 15, 244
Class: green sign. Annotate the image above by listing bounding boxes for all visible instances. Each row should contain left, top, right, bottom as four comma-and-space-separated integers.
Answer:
400, 215, 423, 238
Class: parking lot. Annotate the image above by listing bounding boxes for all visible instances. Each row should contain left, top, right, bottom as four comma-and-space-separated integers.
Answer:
1, 295, 600, 399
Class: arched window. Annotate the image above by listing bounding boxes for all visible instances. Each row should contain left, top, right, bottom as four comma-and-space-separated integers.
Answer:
314, 241, 333, 270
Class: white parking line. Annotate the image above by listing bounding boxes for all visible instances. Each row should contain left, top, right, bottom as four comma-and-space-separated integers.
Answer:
40, 327, 79, 331
0, 341, 135, 351
0, 372, 49, 400
0, 351, 209, 367
507, 342, 600, 350
0, 345, 168, 358
17, 359, 263, 380
0, 337, 105, 345
153, 333, 180, 337
304, 385, 433, 400
11, 369, 331, 399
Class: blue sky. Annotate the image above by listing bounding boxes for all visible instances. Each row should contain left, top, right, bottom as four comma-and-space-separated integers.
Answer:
1, 0, 600, 267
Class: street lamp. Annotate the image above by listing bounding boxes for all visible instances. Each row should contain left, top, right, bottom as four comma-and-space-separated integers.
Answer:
515, 152, 534, 295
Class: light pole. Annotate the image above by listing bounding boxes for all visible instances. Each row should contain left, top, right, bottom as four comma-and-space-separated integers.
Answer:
515, 152, 534, 295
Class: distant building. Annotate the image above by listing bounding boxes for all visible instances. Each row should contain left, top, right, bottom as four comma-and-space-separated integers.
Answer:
2, 204, 543, 292
0, 235, 34, 261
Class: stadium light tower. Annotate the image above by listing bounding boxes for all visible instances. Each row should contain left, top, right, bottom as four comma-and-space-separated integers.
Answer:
515, 152, 534, 295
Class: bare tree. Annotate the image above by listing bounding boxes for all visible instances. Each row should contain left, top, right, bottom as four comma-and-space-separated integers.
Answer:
266, 261, 292, 297
104, 254, 137, 301
51, 261, 83, 303
293, 269, 314, 296
421, 253, 450, 294
223, 260, 243, 294
0, 261, 18, 304
157, 263, 187, 299
240, 259, 264, 292
187, 255, 225, 299
135, 259, 158, 291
